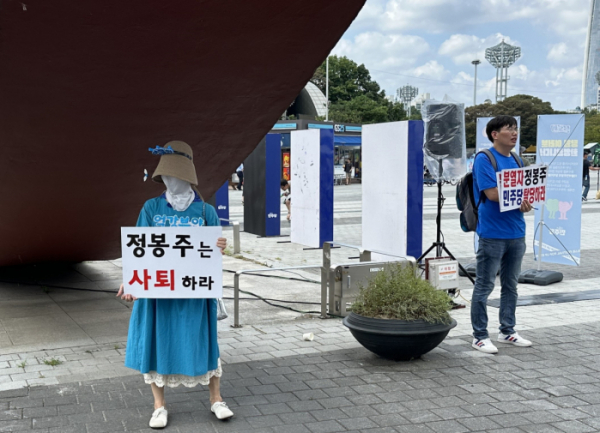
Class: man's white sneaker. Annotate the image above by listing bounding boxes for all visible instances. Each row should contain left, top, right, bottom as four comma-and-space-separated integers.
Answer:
472, 338, 499, 354
497, 332, 532, 347
149, 406, 168, 429
211, 401, 234, 420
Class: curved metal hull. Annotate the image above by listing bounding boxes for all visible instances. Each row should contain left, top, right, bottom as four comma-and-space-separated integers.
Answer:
0, 0, 365, 265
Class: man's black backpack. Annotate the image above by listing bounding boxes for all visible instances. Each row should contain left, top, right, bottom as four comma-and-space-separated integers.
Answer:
456, 149, 522, 232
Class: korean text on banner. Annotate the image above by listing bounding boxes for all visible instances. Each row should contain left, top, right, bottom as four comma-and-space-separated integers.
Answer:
534, 114, 584, 266
497, 165, 548, 212
121, 227, 223, 298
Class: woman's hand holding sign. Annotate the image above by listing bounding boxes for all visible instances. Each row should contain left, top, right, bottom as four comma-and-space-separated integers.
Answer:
117, 284, 137, 302
217, 237, 227, 254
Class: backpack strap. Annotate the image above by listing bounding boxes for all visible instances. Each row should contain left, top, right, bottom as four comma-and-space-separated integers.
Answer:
479, 149, 498, 171
475, 149, 497, 205
479, 148, 523, 169
510, 151, 523, 167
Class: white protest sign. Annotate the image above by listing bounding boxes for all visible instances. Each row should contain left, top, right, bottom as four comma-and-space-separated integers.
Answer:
121, 227, 223, 298
497, 164, 548, 212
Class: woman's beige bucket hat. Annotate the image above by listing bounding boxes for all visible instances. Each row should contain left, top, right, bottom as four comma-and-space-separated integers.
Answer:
151, 141, 198, 186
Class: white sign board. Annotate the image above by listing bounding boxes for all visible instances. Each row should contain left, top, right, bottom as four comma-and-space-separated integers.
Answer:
497, 164, 548, 212
121, 227, 223, 298
291, 129, 321, 248
362, 121, 408, 261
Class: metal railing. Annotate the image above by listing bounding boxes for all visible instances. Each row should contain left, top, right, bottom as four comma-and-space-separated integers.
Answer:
231, 241, 413, 327
219, 218, 240, 254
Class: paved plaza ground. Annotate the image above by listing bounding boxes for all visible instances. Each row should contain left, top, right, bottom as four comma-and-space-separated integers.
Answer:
1, 183, 600, 432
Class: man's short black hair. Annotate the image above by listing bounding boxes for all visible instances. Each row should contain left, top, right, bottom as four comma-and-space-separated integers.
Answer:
280, 179, 289, 187
486, 115, 518, 143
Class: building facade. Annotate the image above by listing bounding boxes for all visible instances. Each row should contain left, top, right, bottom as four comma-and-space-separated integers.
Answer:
582, 0, 600, 109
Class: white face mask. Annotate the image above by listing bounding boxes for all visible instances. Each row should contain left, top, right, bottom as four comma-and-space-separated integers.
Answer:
162, 175, 194, 212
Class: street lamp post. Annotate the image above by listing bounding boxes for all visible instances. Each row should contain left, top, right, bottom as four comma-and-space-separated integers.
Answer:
471, 59, 481, 106
325, 56, 329, 121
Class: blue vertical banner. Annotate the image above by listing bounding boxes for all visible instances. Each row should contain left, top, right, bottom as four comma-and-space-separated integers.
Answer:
319, 129, 334, 247
534, 114, 584, 266
406, 120, 424, 259
265, 133, 282, 236
214, 181, 229, 226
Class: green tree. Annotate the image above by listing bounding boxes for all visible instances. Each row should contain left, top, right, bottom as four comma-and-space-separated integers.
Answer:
311, 56, 386, 104
311, 55, 411, 124
386, 100, 408, 122
585, 112, 600, 144
329, 95, 389, 124
464, 95, 555, 150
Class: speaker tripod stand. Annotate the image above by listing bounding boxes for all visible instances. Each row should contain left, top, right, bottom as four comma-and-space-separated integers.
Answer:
418, 162, 474, 308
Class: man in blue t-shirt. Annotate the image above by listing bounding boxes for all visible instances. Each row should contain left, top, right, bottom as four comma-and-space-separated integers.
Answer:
471, 115, 533, 354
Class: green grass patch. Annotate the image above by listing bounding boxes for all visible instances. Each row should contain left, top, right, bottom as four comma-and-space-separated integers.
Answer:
351, 264, 452, 324
43, 358, 62, 367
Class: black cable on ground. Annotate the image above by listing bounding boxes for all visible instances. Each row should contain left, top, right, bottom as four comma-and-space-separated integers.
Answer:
0, 277, 329, 315
223, 269, 320, 284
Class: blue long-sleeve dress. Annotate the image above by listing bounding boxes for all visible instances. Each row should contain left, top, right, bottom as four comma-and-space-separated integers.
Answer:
124, 193, 221, 387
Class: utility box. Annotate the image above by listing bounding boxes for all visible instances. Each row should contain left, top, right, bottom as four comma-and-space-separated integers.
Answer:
329, 258, 416, 317
427, 259, 459, 290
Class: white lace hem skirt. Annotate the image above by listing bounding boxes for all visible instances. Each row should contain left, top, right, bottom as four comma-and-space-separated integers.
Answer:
143, 358, 223, 388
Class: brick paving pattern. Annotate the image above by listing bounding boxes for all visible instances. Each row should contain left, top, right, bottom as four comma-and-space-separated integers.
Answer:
2, 323, 600, 432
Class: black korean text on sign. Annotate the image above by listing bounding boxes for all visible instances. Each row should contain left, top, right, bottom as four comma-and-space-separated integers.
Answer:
182, 276, 197, 290
173, 234, 194, 257
182, 276, 215, 290
539, 166, 547, 183
148, 234, 169, 257
532, 168, 539, 185
127, 234, 146, 257
197, 242, 213, 258
524, 169, 532, 186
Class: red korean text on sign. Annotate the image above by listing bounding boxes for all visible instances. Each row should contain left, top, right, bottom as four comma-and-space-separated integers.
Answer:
503, 171, 511, 188
155, 270, 176, 291
516, 170, 523, 187
129, 269, 151, 290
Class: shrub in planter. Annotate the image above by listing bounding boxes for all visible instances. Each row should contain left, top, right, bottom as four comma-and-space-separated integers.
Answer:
343, 263, 456, 361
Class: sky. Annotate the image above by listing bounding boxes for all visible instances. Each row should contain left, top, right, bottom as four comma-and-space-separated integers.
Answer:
330, 0, 591, 111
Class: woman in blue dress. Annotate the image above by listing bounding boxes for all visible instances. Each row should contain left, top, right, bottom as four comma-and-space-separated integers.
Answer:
117, 141, 234, 429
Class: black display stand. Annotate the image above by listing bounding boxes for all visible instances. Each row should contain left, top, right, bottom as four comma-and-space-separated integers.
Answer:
243, 135, 281, 237
418, 160, 475, 285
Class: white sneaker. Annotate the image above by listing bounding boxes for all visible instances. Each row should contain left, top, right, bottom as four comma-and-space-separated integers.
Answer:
497, 332, 532, 347
149, 406, 168, 429
211, 401, 234, 420
472, 338, 499, 354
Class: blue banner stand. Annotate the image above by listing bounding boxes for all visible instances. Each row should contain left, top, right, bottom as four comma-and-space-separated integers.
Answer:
206, 181, 229, 226
214, 181, 229, 226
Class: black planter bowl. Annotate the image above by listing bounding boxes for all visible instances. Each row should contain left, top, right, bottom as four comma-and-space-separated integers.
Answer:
343, 312, 457, 361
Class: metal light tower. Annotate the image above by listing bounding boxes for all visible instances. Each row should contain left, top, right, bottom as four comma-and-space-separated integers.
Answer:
471, 60, 481, 106
397, 84, 418, 118
485, 40, 521, 103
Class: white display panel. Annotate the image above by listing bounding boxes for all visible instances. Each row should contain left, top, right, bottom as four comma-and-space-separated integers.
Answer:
290, 129, 321, 248
362, 122, 409, 261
